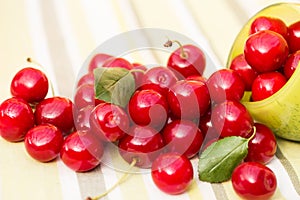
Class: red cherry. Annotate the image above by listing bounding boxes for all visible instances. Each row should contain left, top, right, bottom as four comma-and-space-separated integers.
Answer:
76, 72, 94, 88
131, 63, 147, 88
88, 53, 114, 72
162, 119, 203, 159
287, 20, 300, 53
151, 152, 193, 195
186, 75, 206, 83
24, 124, 64, 162
0, 97, 35, 142
283, 50, 300, 79
250, 16, 288, 39
89, 102, 129, 142
244, 30, 289, 73
229, 54, 258, 91
10, 67, 49, 103
167, 80, 210, 120
166, 41, 206, 79
207, 69, 246, 103
211, 100, 254, 138
74, 84, 102, 110
102, 57, 133, 70
128, 89, 168, 130
231, 162, 277, 200
74, 105, 94, 131
118, 125, 165, 168
60, 130, 104, 172
35, 97, 75, 134
251, 71, 287, 101
245, 123, 277, 164
198, 109, 220, 142
140, 66, 178, 96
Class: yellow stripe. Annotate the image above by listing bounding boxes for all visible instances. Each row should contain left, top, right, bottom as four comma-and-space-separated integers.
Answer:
187, 180, 204, 200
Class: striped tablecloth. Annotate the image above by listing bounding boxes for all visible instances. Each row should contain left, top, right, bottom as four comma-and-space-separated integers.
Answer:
1, 0, 300, 200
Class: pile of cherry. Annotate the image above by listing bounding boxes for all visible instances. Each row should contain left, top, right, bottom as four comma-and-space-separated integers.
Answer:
0, 15, 300, 200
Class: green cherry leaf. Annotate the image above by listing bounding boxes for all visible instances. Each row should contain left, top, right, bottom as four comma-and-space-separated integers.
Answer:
94, 67, 136, 107
198, 136, 250, 183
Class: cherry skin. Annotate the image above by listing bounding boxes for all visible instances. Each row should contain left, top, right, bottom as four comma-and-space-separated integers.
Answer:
207, 69, 246, 103
244, 30, 289, 73
131, 63, 147, 89
151, 152, 193, 195
35, 97, 75, 134
140, 66, 178, 96
186, 75, 206, 83
24, 124, 64, 162
74, 105, 94, 131
167, 79, 210, 120
231, 162, 277, 200
10, 67, 49, 103
283, 50, 300, 79
250, 16, 288, 39
251, 71, 287, 101
118, 125, 165, 168
245, 123, 277, 164
0, 97, 35, 142
162, 119, 203, 159
60, 130, 104, 172
102, 57, 133, 70
287, 20, 300, 53
89, 102, 129, 142
128, 89, 168, 130
211, 100, 254, 138
76, 72, 94, 88
88, 53, 114, 72
229, 54, 258, 91
74, 84, 103, 110
167, 43, 206, 79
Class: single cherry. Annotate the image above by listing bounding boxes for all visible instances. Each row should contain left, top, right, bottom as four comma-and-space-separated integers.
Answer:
245, 123, 277, 164
10, 67, 49, 103
118, 125, 165, 168
283, 50, 300, 79
77, 72, 94, 88
287, 20, 300, 53
162, 119, 203, 159
89, 102, 129, 142
231, 162, 277, 200
35, 97, 75, 134
102, 57, 133, 70
229, 54, 258, 91
244, 30, 289, 73
0, 97, 35, 142
151, 152, 193, 195
165, 40, 206, 79
88, 53, 114, 72
207, 68, 245, 103
24, 124, 64, 162
167, 79, 210, 120
251, 71, 287, 101
211, 100, 254, 138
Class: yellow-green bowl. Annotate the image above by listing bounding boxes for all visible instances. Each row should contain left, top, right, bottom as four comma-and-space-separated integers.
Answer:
226, 3, 300, 141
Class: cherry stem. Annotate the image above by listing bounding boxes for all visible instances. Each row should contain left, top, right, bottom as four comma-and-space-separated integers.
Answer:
27, 57, 56, 97
247, 126, 257, 142
86, 158, 137, 200
164, 39, 188, 59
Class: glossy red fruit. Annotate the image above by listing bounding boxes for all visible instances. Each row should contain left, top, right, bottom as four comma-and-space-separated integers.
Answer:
162, 119, 203, 159
74, 84, 103, 109
24, 124, 64, 162
118, 125, 165, 168
232, 162, 277, 200
207, 69, 246, 103
251, 72, 287, 101
140, 66, 178, 96
151, 152, 193, 195
76, 72, 94, 88
245, 123, 277, 164
102, 57, 133, 70
88, 53, 114, 72
89, 102, 129, 142
10, 67, 49, 103
250, 16, 288, 39
131, 63, 147, 88
186, 75, 206, 83
211, 101, 254, 138
244, 30, 289, 73
283, 50, 300, 79
167, 80, 210, 120
167, 44, 206, 79
229, 54, 258, 91
60, 130, 104, 172
75, 105, 94, 131
287, 20, 300, 53
0, 97, 35, 142
198, 109, 220, 141
128, 89, 168, 130
35, 97, 75, 134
